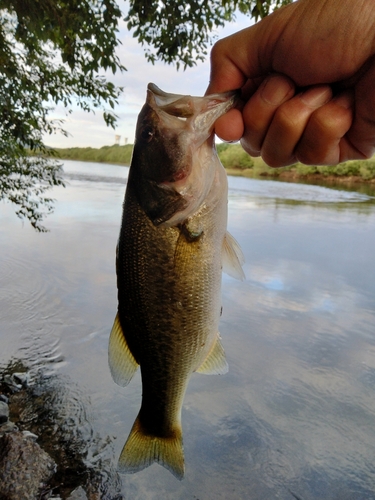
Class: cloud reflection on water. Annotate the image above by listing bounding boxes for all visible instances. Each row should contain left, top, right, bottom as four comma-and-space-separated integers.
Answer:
1, 163, 375, 499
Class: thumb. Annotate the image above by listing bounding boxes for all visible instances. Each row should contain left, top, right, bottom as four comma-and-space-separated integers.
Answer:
206, 22, 274, 96
206, 2, 298, 97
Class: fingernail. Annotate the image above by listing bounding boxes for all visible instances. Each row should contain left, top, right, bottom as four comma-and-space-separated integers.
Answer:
300, 86, 332, 107
261, 75, 294, 106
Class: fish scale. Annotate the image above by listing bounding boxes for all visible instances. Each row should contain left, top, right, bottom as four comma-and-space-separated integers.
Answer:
108, 83, 244, 479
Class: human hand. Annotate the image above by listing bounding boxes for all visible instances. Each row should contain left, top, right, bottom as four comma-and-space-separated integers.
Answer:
207, 0, 375, 167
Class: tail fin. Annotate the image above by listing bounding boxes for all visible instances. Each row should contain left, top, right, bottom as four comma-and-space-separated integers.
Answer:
118, 416, 185, 480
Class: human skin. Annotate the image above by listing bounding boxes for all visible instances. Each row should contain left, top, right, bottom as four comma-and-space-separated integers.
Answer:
207, 0, 375, 167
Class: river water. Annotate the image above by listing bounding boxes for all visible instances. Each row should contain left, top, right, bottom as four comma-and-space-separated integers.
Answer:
1, 160, 375, 499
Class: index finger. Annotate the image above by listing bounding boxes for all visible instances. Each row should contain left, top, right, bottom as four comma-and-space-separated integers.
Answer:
206, 20, 278, 96
206, 35, 248, 95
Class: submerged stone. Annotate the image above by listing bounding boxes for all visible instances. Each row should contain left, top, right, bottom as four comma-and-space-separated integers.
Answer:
67, 486, 88, 500
0, 394, 9, 403
0, 420, 17, 436
0, 400, 9, 424
0, 431, 56, 500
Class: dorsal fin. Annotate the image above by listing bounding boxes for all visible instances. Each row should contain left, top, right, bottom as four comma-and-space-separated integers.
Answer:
108, 313, 139, 386
222, 231, 245, 280
196, 334, 228, 375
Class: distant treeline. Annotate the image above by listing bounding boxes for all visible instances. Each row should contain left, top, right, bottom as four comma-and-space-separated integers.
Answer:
55, 143, 375, 181
55, 144, 134, 165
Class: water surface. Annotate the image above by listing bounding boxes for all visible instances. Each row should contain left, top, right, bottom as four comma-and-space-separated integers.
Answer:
1, 160, 375, 499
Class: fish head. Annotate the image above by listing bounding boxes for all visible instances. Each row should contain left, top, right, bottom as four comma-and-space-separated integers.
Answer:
129, 83, 237, 226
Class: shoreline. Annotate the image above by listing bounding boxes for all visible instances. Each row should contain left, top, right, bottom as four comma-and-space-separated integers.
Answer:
58, 158, 375, 196
54, 143, 375, 193
59, 157, 375, 186
225, 167, 375, 186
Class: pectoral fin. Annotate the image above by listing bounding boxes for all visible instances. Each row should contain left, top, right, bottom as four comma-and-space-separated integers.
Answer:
222, 231, 245, 280
108, 313, 139, 386
196, 334, 228, 375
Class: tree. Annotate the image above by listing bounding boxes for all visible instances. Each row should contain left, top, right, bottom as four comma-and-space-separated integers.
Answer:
0, 0, 124, 230
126, 0, 290, 69
0, 0, 289, 230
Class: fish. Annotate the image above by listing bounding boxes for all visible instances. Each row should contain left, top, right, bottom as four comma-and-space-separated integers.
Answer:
108, 83, 245, 480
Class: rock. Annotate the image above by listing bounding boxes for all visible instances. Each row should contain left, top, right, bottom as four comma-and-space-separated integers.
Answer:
0, 400, 9, 424
12, 372, 30, 387
2, 374, 22, 393
0, 420, 17, 436
0, 394, 9, 404
67, 486, 88, 500
21, 430, 38, 441
0, 431, 56, 500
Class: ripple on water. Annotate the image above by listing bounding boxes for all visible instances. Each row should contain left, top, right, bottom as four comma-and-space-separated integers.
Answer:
0, 252, 65, 376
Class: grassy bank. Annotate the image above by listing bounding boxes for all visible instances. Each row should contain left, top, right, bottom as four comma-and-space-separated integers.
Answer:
55, 143, 375, 183
55, 144, 134, 165
217, 143, 375, 183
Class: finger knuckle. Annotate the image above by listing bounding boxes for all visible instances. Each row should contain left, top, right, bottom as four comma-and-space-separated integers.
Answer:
312, 106, 351, 136
210, 39, 226, 61
296, 150, 321, 165
261, 150, 291, 168
274, 105, 301, 131
296, 146, 334, 166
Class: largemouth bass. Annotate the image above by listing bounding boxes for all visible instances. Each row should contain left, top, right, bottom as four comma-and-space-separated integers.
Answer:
108, 83, 244, 479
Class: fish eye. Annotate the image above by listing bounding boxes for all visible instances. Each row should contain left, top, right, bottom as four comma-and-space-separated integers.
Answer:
140, 126, 154, 142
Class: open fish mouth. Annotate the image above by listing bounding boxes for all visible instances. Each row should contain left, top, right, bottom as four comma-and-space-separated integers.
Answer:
148, 82, 238, 125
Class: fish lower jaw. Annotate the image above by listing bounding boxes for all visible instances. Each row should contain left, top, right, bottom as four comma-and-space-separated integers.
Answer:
158, 173, 190, 193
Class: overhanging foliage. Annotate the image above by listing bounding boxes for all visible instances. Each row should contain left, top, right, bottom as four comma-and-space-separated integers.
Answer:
0, 0, 124, 230
0, 0, 290, 230
126, 0, 291, 68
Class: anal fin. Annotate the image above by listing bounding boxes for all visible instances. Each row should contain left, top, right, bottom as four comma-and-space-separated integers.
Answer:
196, 334, 228, 375
108, 313, 139, 386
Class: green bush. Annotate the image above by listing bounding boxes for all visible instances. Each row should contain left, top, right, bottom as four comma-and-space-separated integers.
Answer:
316, 160, 371, 178
333, 161, 361, 176
316, 165, 336, 176
216, 143, 231, 155
218, 144, 254, 169
359, 160, 375, 180
56, 144, 133, 165
295, 164, 318, 175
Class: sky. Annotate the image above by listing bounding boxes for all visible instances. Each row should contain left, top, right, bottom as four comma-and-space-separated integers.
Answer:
46, 11, 253, 149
